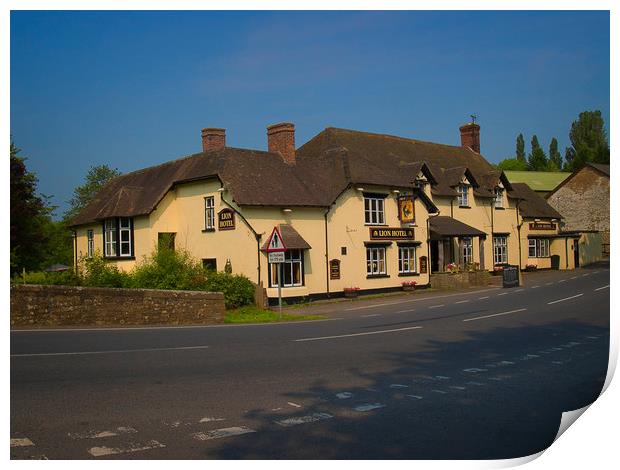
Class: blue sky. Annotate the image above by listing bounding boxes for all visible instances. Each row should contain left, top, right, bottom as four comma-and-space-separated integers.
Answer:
10, 10, 609, 216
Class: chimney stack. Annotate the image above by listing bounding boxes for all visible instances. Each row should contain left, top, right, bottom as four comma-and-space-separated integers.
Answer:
459, 122, 480, 153
267, 122, 296, 164
201, 128, 226, 152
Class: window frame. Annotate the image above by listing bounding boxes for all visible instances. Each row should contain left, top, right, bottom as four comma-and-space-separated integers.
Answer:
103, 217, 134, 258
364, 195, 386, 225
366, 246, 387, 276
462, 237, 473, 264
87, 229, 94, 258
458, 185, 469, 207
528, 238, 550, 258
398, 246, 417, 274
494, 188, 504, 208
204, 196, 215, 230
269, 249, 305, 288
493, 236, 508, 265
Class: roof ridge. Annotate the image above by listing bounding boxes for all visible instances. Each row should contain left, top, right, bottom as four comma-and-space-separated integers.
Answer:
324, 126, 478, 153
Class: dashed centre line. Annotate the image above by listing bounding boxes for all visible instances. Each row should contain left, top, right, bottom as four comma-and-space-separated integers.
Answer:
193, 427, 256, 441
89, 440, 165, 457
396, 308, 416, 313
362, 313, 382, 317
276, 413, 333, 427
11, 345, 210, 358
463, 308, 527, 322
293, 326, 423, 342
428, 304, 444, 309
454, 300, 470, 304
478, 296, 490, 299
595, 285, 609, 291
547, 293, 583, 305
497, 292, 508, 296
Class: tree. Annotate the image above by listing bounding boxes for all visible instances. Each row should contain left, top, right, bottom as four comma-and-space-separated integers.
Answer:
528, 135, 548, 171
496, 157, 528, 171
10, 140, 53, 273
516, 133, 526, 163
65, 165, 121, 222
548, 137, 563, 171
564, 110, 610, 171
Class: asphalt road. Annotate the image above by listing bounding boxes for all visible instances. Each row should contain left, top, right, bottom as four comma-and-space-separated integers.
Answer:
11, 263, 610, 459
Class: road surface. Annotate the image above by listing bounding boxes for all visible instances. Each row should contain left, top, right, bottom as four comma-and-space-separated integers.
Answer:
10, 263, 609, 459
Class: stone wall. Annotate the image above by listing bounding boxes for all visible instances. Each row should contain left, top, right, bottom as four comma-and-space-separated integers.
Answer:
430, 270, 492, 290
10, 284, 225, 328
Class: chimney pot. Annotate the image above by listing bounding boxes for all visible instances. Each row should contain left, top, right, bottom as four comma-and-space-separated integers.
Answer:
459, 122, 480, 153
267, 122, 296, 164
202, 128, 226, 152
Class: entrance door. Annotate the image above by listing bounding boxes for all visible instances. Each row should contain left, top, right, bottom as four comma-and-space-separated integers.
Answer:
430, 240, 439, 273
574, 240, 580, 268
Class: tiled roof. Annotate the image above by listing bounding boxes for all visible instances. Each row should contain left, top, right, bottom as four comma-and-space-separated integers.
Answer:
70, 126, 557, 226
510, 183, 563, 219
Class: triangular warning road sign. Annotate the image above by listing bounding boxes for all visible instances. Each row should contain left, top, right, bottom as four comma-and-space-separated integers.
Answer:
265, 226, 287, 252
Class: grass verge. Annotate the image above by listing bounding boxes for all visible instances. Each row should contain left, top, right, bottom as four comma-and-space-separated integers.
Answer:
224, 306, 327, 324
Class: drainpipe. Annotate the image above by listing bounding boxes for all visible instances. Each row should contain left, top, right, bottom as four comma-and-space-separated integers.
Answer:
427, 211, 441, 276
516, 200, 524, 285
72, 229, 78, 274
324, 206, 331, 298
565, 237, 569, 269
219, 187, 262, 285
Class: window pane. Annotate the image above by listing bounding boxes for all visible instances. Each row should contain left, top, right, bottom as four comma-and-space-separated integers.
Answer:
283, 263, 292, 286
292, 262, 301, 285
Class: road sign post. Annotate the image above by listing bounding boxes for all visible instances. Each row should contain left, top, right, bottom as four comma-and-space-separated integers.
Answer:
265, 227, 287, 320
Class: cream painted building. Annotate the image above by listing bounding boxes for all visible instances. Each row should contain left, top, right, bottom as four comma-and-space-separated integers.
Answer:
71, 122, 579, 302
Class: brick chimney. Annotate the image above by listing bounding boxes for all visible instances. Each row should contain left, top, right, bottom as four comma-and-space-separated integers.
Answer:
267, 122, 296, 164
459, 122, 480, 153
201, 128, 226, 152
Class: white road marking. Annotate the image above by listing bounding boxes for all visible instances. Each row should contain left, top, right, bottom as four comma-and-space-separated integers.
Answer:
595, 285, 609, 291
276, 413, 333, 427
88, 440, 165, 457
271, 407, 283, 411
428, 304, 444, 309
466, 381, 485, 386
545, 282, 555, 286
548, 293, 583, 305
455, 300, 470, 304
362, 313, 382, 317
521, 354, 540, 360
11, 438, 34, 447
199, 417, 226, 423
497, 292, 508, 296
570, 276, 578, 280
462, 308, 527, 322
69, 427, 137, 439
582, 273, 590, 277
346, 301, 407, 311
354, 403, 386, 412
193, 427, 256, 441
463, 368, 487, 373
514, 289, 524, 293
396, 308, 416, 313
287, 402, 302, 408
558, 279, 567, 283
531, 286, 540, 289
11, 345, 210, 357
450, 386, 466, 390
336, 392, 353, 399
478, 296, 490, 300
499, 361, 515, 365
431, 389, 447, 394
552, 361, 564, 365
389, 384, 409, 388
435, 375, 451, 380
489, 377, 503, 381
293, 326, 422, 342
406, 395, 423, 399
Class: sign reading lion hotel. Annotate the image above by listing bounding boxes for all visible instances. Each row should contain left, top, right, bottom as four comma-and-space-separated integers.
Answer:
70, 121, 578, 304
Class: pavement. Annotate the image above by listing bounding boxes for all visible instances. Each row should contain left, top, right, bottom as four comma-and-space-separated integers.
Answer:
10, 262, 610, 459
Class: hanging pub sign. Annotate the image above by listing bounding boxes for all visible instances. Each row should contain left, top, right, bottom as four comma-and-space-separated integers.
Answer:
398, 196, 415, 224
369, 227, 415, 240
218, 208, 236, 231
329, 259, 341, 280
529, 222, 556, 231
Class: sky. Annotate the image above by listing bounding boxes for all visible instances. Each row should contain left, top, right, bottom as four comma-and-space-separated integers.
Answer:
10, 10, 610, 217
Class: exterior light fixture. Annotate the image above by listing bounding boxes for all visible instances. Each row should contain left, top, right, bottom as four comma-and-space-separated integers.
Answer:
217, 187, 225, 192
356, 187, 365, 192
392, 189, 400, 194
282, 208, 293, 213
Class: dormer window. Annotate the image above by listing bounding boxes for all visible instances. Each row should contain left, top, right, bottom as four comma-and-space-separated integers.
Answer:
494, 188, 504, 208
458, 185, 469, 207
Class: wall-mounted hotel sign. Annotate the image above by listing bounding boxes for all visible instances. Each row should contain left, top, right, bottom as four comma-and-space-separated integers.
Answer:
218, 208, 236, 230
329, 259, 341, 280
369, 227, 415, 240
398, 196, 415, 224
529, 222, 556, 231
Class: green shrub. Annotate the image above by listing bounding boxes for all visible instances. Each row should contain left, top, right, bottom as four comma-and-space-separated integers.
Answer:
12, 269, 80, 286
131, 247, 207, 290
204, 271, 255, 309
80, 254, 131, 288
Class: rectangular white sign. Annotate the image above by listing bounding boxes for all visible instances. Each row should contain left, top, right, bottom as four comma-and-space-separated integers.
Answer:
269, 252, 285, 263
